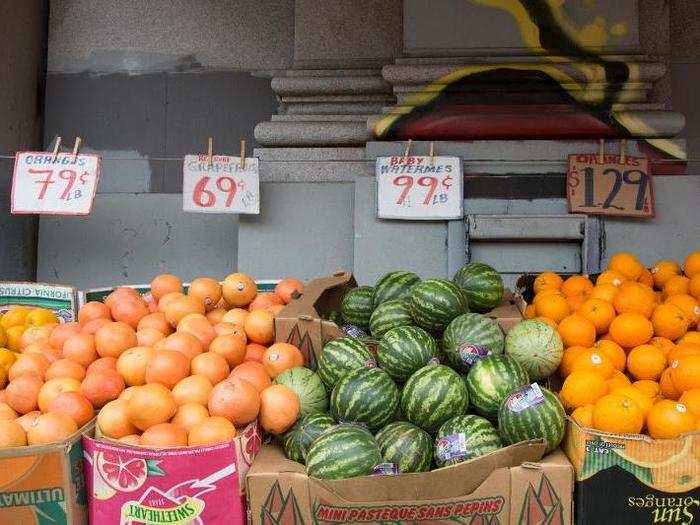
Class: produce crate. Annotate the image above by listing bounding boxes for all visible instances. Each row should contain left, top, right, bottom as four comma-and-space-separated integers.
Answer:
0, 281, 78, 323
246, 440, 574, 525
83, 421, 261, 524
563, 419, 700, 525
0, 419, 94, 524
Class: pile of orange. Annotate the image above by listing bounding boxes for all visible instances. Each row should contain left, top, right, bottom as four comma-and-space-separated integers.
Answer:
527, 250, 700, 439
0, 273, 306, 448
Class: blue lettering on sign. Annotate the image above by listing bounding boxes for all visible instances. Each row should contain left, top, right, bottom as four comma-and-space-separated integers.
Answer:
25, 154, 87, 167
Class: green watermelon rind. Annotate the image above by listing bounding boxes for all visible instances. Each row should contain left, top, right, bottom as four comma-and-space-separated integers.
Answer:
377, 325, 438, 382
274, 366, 329, 417
369, 299, 414, 339
283, 413, 336, 464
434, 414, 502, 468
504, 320, 564, 381
373, 271, 421, 308
452, 262, 504, 313
330, 367, 399, 432
442, 313, 506, 373
465, 355, 529, 419
374, 421, 433, 473
306, 425, 382, 479
317, 337, 376, 389
408, 279, 470, 333
341, 286, 375, 329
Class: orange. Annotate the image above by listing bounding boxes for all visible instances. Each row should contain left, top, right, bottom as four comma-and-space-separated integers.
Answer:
172, 374, 213, 406
669, 355, 700, 393
20, 326, 52, 351
596, 270, 626, 287
559, 370, 608, 411
5, 374, 43, 414
176, 313, 216, 349
206, 308, 227, 325
0, 403, 17, 420
0, 306, 30, 329
118, 434, 140, 445
190, 352, 230, 385
559, 346, 590, 377
609, 313, 653, 348
244, 343, 267, 363
97, 399, 137, 438
150, 274, 183, 302
626, 344, 666, 381
566, 294, 586, 313
187, 277, 223, 312
9, 354, 50, 381
684, 251, 700, 278
592, 394, 644, 434
532, 289, 564, 305
248, 292, 284, 312
61, 333, 97, 367
213, 322, 241, 337
607, 370, 632, 391
561, 275, 594, 298
638, 268, 654, 288
140, 423, 188, 447
188, 416, 236, 446
27, 412, 78, 445
137, 327, 166, 347
81, 318, 110, 335
116, 346, 156, 386
48, 322, 81, 350
633, 380, 661, 399
558, 314, 597, 348
104, 287, 141, 310
608, 252, 644, 281
137, 312, 172, 335
127, 383, 177, 431
649, 336, 675, 356
275, 279, 304, 304
156, 332, 203, 361
37, 377, 81, 413
579, 299, 616, 335
262, 343, 304, 378
86, 356, 117, 375
171, 402, 209, 433
48, 391, 94, 427
209, 332, 247, 368
570, 350, 615, 379
163, 296, 206, 327
678, 332, 700, 345
81, 369, 125, 408
679, 388, 700, 420
259, 384, 300, 435
229, 361, 271, 392
611, 385, 653, 416
0, 420, 26, 447
651, 303, 690, 340
208, 377, 260, 426
94, 322, 138, 358
660, 368, 681, 400
157, 292, 185, 314
651, 260, 682, 289
667, 342, 700, 363
244, 309, 274, 345
110, 297, 150, 329
524, 304, 536, 319
690, 275, 700, 300
145, 349, 190, 389
613, 282, 655, 318
646, 400, 696, 439
666, 294, 700, 327
590, 284, 619, 303
664, 276, 691, 298
533, 271, 563, 294
571, 404, 594, 428
222, 273, 257, 308
5, 325, 25, 352
221, 308, 250, 328
594, 340, 626, 372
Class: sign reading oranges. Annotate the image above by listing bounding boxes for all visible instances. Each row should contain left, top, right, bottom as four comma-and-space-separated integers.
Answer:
182, 155, 259, 214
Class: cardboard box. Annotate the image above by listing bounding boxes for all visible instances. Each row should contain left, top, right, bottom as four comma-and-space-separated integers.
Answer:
83, 421, 261, 524
274, 272, 525, 370
246, 441, 574, 525
563, 420, 700, 524
0, 420, 94, 524
0, 281, 78, 323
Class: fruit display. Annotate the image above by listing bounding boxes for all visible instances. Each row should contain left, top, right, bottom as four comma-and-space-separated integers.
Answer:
525, 250, 700, 440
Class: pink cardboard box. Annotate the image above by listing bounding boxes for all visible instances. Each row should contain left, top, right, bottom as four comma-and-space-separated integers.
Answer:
83, 422, 260, 524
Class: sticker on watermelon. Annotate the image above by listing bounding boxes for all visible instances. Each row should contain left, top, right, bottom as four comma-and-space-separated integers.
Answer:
456, 342, 489, 366
435, 433, 470, 463
342, 324, 368, 339
504, 383, 545, 413
372, 463, 399, 476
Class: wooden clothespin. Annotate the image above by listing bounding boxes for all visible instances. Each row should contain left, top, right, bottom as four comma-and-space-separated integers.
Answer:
403, 139, 412, 163
598, 139, 605, 164
71, 137, 82, 163
51, 136, 62, 163
240, 139, 246, 170
207, 137, 213, 167
428, 141, 435, 166
619, 139, 627, 164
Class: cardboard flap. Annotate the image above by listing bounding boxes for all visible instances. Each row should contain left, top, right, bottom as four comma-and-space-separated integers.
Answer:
312, 440, 547, 503
248, 444, 307, 476
279, 271, 354, 319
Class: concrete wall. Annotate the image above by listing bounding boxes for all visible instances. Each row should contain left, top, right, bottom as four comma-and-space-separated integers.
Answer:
0, 1, 48, 281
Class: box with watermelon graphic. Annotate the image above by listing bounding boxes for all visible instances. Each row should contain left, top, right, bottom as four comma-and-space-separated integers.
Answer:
564, 420, 700, 524
246, 440, 574, 525
0, 281, 78, 323
83, 421, 261, 524
0, 420, 93, 524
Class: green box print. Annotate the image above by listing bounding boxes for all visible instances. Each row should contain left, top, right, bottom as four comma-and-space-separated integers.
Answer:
0, 282, 78, 323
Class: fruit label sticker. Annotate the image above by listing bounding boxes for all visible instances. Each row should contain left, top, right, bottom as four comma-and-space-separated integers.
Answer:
11, 151, 101, 215
456, 343, 489, 366
182, 155, 259, 214
376, 156, 463, 220
0, 281, 78, 322
505, 383, 545, 413
342, 324, 368, 339
372, 463, 399, 476
435, 433, 470, 462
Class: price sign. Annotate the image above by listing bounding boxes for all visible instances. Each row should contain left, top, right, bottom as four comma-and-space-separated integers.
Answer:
567, 154, 654, 218
183, 155, 259, 214
11, 152, 101, 215
376, 156, 462, 220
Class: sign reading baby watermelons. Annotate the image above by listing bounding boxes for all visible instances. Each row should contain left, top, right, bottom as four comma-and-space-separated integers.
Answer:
0, 281, 78, 323
434, 415, 501, 468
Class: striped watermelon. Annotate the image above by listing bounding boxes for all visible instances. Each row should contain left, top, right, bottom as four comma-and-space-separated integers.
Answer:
331, 367, 399, 432
434, 415, 502, 467
498, 384, 565, 453
373, 271, 421, 307
283, 413, 335, 464
504, 320, 563, 381
452, 262, 504, 312
274, 367, 328, 417
465, 355, 529, 419
341, 286, 375, 329
317, 337, 376, 389
401, 364, 469, 433
306, 424, 382, 479
369, 299, 413, 338
408, 279, 469, 332
442, 313, 505, 373
375, 421, 432, 473
377, 326, 438, 382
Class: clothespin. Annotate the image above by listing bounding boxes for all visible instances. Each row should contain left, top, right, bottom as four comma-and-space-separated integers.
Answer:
403, 139, 412, 163
428, 141, 435, 166
598, 139, 605, 164
207, 137, 213, 167
619, 139, 627, 164
51, 136, 62, 163
71, 137, 82, 163
240, 139, 246, 170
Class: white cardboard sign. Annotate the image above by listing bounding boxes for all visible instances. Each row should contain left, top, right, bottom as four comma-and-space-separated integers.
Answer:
376, 156, 463, 220
182, 155, 260, 214
11, 151, 101, 215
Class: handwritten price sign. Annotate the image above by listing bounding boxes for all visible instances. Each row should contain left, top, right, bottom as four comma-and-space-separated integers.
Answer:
182, 155, 259, 214
567, 154, 654, 218
376, 156, 463, 220
11, 152, 101, 215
